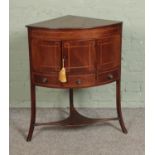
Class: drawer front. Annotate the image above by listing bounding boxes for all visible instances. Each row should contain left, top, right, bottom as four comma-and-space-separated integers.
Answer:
33, 74, 60, 87
62, 74, 96, 88
33, 73, 96, 88
97, 70, 120, 83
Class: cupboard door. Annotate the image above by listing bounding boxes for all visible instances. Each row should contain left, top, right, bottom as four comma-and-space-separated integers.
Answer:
96, 35, 121, 72
31, 39, 61, 73
62, 40, 96, 74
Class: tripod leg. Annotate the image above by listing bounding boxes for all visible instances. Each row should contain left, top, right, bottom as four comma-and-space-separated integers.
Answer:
27, 84, 36, 141
116, 80, 128, 134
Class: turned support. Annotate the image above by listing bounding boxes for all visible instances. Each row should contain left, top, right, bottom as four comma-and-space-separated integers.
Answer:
69, 88, 75, 113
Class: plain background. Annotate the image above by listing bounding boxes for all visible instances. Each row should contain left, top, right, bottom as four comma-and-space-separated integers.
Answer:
9, 0, 144, 108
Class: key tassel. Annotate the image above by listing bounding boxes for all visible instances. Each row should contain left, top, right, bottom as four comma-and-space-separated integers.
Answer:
59, 58, 67, 83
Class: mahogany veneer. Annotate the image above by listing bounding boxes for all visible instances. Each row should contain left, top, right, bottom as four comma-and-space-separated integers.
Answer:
26, 15, 127, 141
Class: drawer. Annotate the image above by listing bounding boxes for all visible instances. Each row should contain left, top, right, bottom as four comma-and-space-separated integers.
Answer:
33, 73, 96, 88
97, 70, 119, 83
62, 74, 96, 88
33, 74, 60, 87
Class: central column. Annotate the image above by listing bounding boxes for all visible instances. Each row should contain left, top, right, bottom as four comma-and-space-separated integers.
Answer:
69, 88, 75, 114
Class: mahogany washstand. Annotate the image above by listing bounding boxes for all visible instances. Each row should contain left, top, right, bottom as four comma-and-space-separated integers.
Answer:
26, 15, 127, 141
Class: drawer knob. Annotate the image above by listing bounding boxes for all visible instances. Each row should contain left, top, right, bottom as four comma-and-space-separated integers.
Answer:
107, 74, 114, 80
42, 78, 48, 83
76, 79, 81, 85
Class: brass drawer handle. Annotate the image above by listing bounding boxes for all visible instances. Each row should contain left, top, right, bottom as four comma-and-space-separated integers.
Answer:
107, 74, 114, 80
42, 77, 48, 83
76, 79, 81, 85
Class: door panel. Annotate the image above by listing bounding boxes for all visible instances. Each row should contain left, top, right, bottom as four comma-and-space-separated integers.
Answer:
62, 40, 96, 74
31, 39, 61, 73
96, 34, 121, 72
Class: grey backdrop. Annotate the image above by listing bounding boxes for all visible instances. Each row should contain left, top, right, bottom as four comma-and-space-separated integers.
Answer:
10, 0, 144, 107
